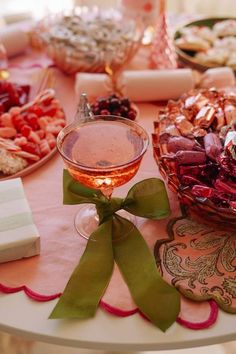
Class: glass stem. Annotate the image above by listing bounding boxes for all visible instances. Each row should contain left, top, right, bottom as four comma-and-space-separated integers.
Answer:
101, 187, 114, 200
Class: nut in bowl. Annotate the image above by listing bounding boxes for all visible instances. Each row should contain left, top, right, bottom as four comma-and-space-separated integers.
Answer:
34, 7, 144, 75
152, 88, 236, 230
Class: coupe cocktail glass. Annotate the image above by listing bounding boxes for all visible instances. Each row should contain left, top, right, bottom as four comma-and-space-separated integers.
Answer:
57, 114, 149, 238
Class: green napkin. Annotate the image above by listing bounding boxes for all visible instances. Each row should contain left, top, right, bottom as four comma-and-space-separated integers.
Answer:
50, 170, 180, 331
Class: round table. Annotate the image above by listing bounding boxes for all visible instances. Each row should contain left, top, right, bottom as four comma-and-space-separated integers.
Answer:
0, 291, 236, 351
0, 47, 236, 352
0, 102, 235, 351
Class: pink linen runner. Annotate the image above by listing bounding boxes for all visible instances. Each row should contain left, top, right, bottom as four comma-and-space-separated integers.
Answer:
0, 53, 218, 330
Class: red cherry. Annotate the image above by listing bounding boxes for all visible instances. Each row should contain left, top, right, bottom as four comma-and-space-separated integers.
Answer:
29, 104, 43, 116
21, 124, 32, 137
120, 97, 131, 108
109, 98, 121, 109
21, 141, 40, 156
100, 109, 110, 115
98, 98, 109, 110
12, 115, 27, 131
120, 106, 129, 117
93, 108, 101, 115
127, 109, 137, 120
43, 106, 57, 117
112, 109, 122, 116
26, 113, 40, 130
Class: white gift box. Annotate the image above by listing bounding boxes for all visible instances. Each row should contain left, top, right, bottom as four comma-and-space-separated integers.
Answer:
0, 178, 40, 263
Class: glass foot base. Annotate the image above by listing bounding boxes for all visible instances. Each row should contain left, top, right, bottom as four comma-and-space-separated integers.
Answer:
74, 205, 137, 240
74, 205, 98, 239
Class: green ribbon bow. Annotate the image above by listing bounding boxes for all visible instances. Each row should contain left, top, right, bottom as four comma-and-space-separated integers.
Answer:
50, 170, 180, 331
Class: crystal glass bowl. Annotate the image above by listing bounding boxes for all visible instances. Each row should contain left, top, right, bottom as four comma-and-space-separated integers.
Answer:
152, 88, 236, 230
32, 7, 144, 75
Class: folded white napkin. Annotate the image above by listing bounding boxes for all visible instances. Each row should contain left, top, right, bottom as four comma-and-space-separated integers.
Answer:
0, 178, 40, 263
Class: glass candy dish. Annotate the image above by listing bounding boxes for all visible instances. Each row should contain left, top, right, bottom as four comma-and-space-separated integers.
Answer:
152, 88, 236, 230
32, 7, 144, 75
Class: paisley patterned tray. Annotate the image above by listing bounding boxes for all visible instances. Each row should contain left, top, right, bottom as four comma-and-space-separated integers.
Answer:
155, 215, 236, 313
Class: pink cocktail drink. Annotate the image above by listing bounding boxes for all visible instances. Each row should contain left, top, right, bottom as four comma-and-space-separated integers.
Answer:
57, 115, 149, 237
57, 116, 149, 196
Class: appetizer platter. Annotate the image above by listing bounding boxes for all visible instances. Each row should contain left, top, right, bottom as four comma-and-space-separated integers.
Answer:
174, 17, 236, 71
0, 80, 65, 180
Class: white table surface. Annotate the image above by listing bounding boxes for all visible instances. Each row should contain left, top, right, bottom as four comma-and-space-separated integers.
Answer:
1, 51, 236, 352
0, 291, 236, 351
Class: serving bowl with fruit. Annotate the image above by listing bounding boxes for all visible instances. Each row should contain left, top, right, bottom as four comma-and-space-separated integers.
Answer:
90, 94, 138, 121
152, 88, 236, 229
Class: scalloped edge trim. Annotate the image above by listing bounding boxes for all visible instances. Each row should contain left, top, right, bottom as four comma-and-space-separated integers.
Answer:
100, 300, 138, 317
176, 299, 218, 330
101, 298, 218, 329
0, 283, 218, 329
0, 283, 61, 301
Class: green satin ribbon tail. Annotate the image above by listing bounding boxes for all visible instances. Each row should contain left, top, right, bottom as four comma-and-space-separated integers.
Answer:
112, 215, 180, 332
50, 170, 180, 331
50, 220, 114, 319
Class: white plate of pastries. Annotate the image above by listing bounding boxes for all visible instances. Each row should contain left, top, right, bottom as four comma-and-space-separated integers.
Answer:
174, 17, 236, 71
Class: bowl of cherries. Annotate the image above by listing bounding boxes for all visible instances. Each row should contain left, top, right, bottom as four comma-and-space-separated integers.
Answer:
90, 94, 138, 121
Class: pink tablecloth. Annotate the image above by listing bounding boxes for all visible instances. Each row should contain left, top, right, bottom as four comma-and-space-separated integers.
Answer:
0, 48, 219, 330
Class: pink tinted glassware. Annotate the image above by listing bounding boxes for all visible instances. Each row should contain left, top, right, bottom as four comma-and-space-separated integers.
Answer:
57, 114, 149, 238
